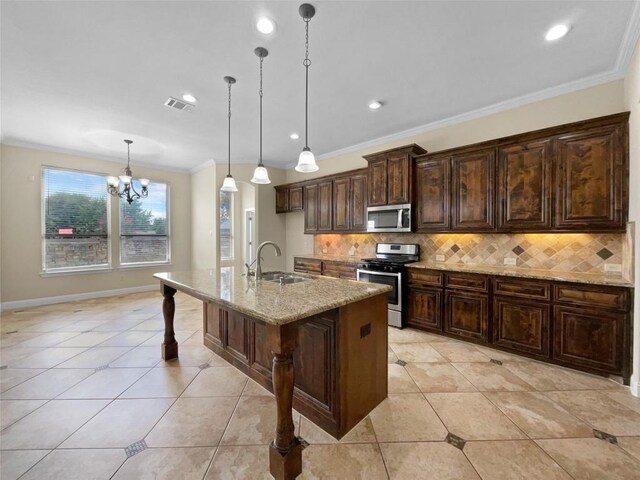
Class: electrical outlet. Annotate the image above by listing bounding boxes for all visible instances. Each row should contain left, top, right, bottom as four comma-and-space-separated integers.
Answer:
604, 263, 622, 273
322, 248, 328, 254
503, 258, 517, 266
435, 254, 445, 262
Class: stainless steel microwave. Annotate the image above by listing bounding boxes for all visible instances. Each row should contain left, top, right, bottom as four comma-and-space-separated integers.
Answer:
366, 204, 411, 233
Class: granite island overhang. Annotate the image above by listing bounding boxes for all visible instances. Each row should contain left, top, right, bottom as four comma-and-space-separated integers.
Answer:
154, 269, 391, 480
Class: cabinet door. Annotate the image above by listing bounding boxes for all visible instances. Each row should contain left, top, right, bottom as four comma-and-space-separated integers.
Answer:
444, 291, 489, 341
304, 184, 318, 233
368, 157, 387, 206
225, 310, 250, 364
493, 298, 550, 357
407, 287, 442, 332
289, 186, 304, 211
317, 180, 333, 231
415, 158, 450, 231
333, 177, 351, 231
553, 305, 624, 374
555, 124, 626, 230
275, 186, 289, 213
497, 139, 552, 230
451, 148, 496, 231
350, 173, 368, 231
387, 154, 411, 204
204, 302, 224, 347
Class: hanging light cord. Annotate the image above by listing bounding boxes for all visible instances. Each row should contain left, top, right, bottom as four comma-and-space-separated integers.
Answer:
259, 55, 264, 166
303, 16, 311, 149
227, 80, 232, 176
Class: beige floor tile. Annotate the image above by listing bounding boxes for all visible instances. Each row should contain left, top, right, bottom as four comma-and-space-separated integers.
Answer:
299, 443, 388, 479
97, 330, 157, 347
55, 347, 132, 368
504, 360, 621, 391
1, 369, 46, 393
57, 319, 112, 332
18, 332, 81, 348
405, 362, 477, 393
388, 364, 420, 393
241, 379, 273, 397
57, 368, 149, 399
109, 346, 162, 367
0, 399, 47, 430
0, 450, 49, 480
486, 391, 593, 439
388, 347, 398, 364
61, 398, 174, 448
380, 441, 480, 480
145, 396, 237, 447
545, 390, 640, 436
537, 438, 640, 479
606, 389, 640, 414
475, 345, 533, 362
56, 331, 120, 347
128, 317, 165, 331
388, 328, 446, 343
140, 330, 199, 348
113, 447, 215, 480
182, 330, 204, 345
465, 440, 572, 480
618, 436, 640, 462
205, 445, 270, 480
20, 449, 127, 480
90, 318, 148, 332
431, 341, 491, 363
0, 399, 108, 449
1, 369, 94, 399
181, 366, 247, 397
221, 395, 300, 446
1, 332, 42, 348
11, 347, 87, 368
426, 392, 526, 440
157, 344, 222, 368
368, 393, 448, 442
120, 366, 200, 398
453, 362, 534, 391
389, 343, 446, 363
1, 346, 44, 364
299, 416, 377, 444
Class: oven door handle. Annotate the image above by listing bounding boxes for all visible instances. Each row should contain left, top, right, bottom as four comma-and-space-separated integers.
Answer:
357, 269, 402, 278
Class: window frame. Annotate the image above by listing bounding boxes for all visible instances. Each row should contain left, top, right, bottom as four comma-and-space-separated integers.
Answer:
220, 190, 234, 261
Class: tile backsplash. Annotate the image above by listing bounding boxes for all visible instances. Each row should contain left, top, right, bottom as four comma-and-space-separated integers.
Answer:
314, 232, 629, 276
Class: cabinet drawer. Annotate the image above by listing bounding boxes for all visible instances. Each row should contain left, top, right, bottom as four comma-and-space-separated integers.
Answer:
553, 284, 629, 311
445, 272, 489, 293
322, 262, 357, 279
493, 278, 551, 301
407, 269, 444, 287
294, 257, 322, 274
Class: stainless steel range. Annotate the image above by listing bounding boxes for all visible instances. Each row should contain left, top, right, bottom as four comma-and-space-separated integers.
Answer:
357, 243, 419, 328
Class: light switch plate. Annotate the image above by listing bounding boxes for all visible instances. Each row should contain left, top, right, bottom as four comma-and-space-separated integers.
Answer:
604, 263, 622, 272
503, 258, 517, 266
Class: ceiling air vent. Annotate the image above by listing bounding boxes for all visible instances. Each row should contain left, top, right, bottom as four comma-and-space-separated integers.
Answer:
164, 97, 194, 112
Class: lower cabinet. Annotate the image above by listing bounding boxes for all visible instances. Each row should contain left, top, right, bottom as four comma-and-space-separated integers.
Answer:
492, 298, 550, 357
407, 288, 442, 331
444, 290, 489, 341
293, 257, 357, 279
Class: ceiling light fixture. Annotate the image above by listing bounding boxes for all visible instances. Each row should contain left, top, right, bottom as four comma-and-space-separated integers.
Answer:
182, 93, 197, 103
290, 133, 300, 140
107, 139, 150, 204
220, 76, 238, 192
369, 101, 382, 110
545, 24, 569, 41
257, 17, 276, 35
251, 47, 271, 185
295, 3, 319, 173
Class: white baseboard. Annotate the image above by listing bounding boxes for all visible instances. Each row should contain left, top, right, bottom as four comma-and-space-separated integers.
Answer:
0, 284, 158, 312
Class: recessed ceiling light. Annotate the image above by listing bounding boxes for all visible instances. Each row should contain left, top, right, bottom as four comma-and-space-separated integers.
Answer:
369, 101, 383, 110
290, 133, 300, 140
257, 17, 276, 35
182, 94, 197, 104
545, 24, 570, 41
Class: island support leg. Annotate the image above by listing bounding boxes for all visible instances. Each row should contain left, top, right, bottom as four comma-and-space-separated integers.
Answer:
268, 323, 302, 480
160, 284, 178, 360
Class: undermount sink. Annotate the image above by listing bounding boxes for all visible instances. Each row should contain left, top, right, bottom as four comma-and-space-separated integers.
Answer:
261, 272, 311, 284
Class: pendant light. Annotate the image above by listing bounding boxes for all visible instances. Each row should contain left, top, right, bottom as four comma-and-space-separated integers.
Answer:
251, 47, 271, 184
295, 3, 319, 173
107, 139, 150, 204
220, 76, 238, 192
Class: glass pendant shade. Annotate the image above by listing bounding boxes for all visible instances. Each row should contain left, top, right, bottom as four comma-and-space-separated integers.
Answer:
119, 175, 132, 185
139, 178, 150, 187
220, 174, 238, 192
251, 165, 271, 184
107, 176, 119, 187
295, 147, 318, 173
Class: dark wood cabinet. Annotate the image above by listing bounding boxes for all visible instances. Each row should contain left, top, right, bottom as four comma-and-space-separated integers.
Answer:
387, 154, 411, 205
333, 177, 351, 231
407, 288, 442, 332
317, 180, 333, 231
289, 186, 304, 211
275, 186, 303, 213
367, 156, 388, 206
555, 122, 627, 230
226, 310, 249, 364
493, 298, 550, 357
497, 138, 553, 230
293, 257, 322, 275
451, 148, 496, 231
304, 184, 318, 233
415, 157, 450, 232
294, 257, 356, 280
444, 290, 489, 341
275, 186, 289, 213
350, 171, 368, 231
204, 302, 224, 347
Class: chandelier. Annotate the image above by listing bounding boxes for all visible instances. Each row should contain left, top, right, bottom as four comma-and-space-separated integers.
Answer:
107, 139, 150, 204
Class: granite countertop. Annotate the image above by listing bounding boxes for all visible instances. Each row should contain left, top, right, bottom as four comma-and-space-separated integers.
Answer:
154, 269, 390, 326
406, 262, 633, 287
294, 254, 364, 264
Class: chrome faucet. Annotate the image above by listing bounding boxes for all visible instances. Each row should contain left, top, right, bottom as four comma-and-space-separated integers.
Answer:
255, 241, 282, 279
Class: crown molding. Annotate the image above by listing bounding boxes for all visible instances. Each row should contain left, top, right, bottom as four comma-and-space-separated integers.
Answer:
616, 0, 640, 75
189, 159, 217, 173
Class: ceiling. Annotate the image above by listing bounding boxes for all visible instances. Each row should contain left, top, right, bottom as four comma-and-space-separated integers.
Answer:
1, 1, 639, 171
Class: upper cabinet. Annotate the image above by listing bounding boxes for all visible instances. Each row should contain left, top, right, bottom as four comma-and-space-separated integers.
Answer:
275, 185, 304, 213
364, 144, 426, 206
415, 156, 450, 231
451, 148, 496, 231
305, 180, 333, 233
333, 169, 368, 232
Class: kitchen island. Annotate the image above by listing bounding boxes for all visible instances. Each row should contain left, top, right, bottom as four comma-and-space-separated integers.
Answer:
154, 268, 390, 480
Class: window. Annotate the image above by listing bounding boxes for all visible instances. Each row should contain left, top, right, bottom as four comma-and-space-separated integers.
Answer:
120, 181, 169, 265
42, 167, 110, 272
220, 191, 233, 260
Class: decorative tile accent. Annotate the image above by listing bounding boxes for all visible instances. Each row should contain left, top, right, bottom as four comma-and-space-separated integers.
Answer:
596, 248, 614, 260
396, 360, 407, 367
445, 432, 466, 450
198, 363, 211, 370
125, 439, 148, 457
6, 330, 18, 334
490, 359, 503, 366
297, 436, 309, 449
593, 429, 617, 444
81, 331, 93, 334
451, 244, 460, 253
94, 365, 109, 372
512, 245, 525, 256
0, 365, 7, 370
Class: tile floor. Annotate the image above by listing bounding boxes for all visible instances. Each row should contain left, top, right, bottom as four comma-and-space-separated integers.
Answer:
1, 291, 640, 479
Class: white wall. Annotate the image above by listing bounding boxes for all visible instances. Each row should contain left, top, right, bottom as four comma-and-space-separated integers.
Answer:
624, 40, 640, 396
190, 162, 216, 270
